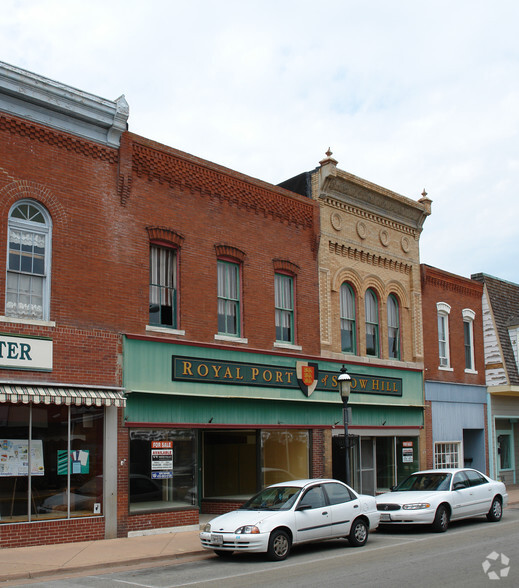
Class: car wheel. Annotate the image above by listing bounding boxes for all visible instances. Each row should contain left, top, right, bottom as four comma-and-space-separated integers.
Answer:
487, 497, 503, 522
431, 504, 449, 532
214, 549, 234, 558
348, 518, 369, 547
267, 529, 291, 561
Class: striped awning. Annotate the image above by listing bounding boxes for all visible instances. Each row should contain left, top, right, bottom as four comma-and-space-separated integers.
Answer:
0, 385, 126, 407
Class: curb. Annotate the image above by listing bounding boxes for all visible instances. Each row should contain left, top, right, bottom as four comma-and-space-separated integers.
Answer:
0, 549, 209, 584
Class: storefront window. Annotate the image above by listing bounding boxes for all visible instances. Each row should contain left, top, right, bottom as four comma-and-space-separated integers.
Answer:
376, 437, 395, 490
203, 431, 256, 499
0, 404, 104, 523
261, 430, 309, 486
129, 429, 197, 512
396, 437, 419, 482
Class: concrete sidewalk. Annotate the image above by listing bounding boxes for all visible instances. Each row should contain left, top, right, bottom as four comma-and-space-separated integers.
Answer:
1, 488, 518, 585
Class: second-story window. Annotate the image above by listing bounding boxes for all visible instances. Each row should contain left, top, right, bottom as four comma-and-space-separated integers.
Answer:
6, 200, 52, 321
218, 260, 240, 336
149, 245, 177, 328
463, 308, 476, 371
275, 273, 294, 343
437, 302, 451, 368
387, 294, 400, 359
340, 283, 356, 354
365, 289, 379, 357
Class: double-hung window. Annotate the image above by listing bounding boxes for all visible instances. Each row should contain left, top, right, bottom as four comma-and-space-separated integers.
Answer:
365, 289, 379, 357
462, 308, 476, 372
387, 294, 400, 359
218, 260, 240, 336
275, 273, 294, 343
6, 200, 51, 321
340, 283, 356, 353
437, 302, 451, 368
149, 245, 177, 328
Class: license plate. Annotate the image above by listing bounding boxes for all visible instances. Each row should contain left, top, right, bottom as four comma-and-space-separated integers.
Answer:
211, 534, 223, 546
380, 513, 391, 521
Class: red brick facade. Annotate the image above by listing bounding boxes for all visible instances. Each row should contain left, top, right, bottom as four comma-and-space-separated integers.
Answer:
0, 107, 323, 546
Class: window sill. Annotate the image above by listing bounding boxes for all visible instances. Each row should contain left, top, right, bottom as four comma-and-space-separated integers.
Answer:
0, 315, 55, 327
438, 366, 454, 371
146, 325, 186, 336
214, 334, 248, 344
274, 341, 303, 351
464, 368, 478, 374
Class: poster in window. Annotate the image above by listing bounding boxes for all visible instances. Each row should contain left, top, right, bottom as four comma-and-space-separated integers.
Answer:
151, 440, 173, 479
57, 450, 90, 475
0, 439, 45, 476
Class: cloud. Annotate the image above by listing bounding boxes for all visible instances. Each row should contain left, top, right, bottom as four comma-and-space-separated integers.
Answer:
2, 0, 519, 281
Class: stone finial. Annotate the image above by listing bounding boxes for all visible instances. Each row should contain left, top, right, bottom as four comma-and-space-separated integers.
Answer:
319, 147, 338, 167
418, 188, 432, 214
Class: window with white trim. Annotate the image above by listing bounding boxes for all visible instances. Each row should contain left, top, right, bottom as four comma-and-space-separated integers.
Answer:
149, 245, 177, 328
218, 260, 240, 336
462, 308, 476, 372
275, 273, 294, 343
437, 302, 451, 368
434, 442, 461, 468
340, 283, 356, 354
387, 294, 400, 359
6, 200, 51, 321
365, 289, 379, 357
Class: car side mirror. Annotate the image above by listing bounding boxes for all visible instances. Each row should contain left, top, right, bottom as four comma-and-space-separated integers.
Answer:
296, 503, 312, 511
453, 482, 465, 491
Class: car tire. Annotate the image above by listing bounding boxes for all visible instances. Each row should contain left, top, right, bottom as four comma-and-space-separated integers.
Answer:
214, 549, 234, 558
348, 518, 369, 547
431, 504, 449, 532
267, 529, 291, 561
487, 497, 503, 522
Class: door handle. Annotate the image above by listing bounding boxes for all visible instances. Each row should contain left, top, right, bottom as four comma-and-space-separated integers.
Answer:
354, 504, 359, 508
322, 511, 328, 515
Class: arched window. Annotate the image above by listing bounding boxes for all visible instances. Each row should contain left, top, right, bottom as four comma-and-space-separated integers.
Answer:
340, 283, 356, 354
6, 200, 52, 320
365, 289, 379, 357
387, 294, 400, 359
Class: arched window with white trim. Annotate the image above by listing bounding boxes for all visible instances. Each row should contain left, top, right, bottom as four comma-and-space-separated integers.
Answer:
340, 283, 356, 354
437, 302, 451, 368
387, 294, 400, 359
365, 289, 379, 357
6, 200, 52, 321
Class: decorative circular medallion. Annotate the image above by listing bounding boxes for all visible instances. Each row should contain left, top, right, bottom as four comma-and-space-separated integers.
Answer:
356, 221, 367, 240
379, 229, 389, 247
401, 235, 410, 253
330, 211, 342, 231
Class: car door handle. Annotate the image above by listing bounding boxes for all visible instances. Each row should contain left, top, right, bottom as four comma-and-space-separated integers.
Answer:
354, 504, 359, 508
322, 511, 328, 515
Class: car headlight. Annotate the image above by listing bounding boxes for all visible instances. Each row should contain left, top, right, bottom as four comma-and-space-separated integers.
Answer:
201, 523, 211, 532
402, 503, 431, 510
235, 525, 260, 534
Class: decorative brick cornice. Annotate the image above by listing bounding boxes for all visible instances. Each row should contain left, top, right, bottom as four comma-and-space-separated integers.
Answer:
0, 113, 117, 164
273, 259, 300, 275
328, 240, 412, 275
131, 142, 315, 229
146, 227, 184, 247
214, 244, 246, 261
423, 275, 482, 298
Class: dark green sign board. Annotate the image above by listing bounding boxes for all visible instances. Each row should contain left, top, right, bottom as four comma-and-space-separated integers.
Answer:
172, 357, 402, 396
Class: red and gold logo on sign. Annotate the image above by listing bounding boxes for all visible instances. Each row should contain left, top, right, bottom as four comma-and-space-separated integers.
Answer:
296, 361, 319, 397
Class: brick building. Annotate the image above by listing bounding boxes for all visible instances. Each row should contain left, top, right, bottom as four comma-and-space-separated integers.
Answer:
0, 61, 343, 547
421, 265, 487, 472
279, 151, 431, 492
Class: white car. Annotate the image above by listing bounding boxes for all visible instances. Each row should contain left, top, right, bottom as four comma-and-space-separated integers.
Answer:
376, 468, 508, 533
200, 478, 380, 561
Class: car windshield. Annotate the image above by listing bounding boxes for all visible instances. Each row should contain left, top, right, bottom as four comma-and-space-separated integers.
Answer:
239, 486, 302, 511
394, 473, 452, 492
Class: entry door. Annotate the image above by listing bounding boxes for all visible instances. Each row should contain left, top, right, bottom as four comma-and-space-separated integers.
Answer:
359, 437, 375, 495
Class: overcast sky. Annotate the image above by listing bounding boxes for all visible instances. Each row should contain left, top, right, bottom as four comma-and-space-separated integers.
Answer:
2, 0, 518, 283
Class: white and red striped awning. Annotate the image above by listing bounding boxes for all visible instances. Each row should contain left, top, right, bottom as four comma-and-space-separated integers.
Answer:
0, 385, 126, 407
